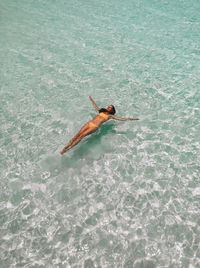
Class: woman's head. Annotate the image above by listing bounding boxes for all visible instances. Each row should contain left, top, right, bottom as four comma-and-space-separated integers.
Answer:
106, 105, 116, 115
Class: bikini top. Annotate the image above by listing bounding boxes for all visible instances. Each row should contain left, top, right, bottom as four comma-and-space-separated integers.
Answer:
99, 112, 109, 120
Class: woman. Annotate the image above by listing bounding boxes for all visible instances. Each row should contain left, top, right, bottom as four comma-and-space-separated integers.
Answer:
60, 96, 139, 154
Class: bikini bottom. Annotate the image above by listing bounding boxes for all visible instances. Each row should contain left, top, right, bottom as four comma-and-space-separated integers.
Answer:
88, 122, 98, 128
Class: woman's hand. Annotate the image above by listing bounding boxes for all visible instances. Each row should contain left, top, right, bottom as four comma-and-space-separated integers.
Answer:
89, 96, 100, 111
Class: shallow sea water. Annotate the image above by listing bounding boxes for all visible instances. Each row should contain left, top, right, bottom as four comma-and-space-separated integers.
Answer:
0, 0, 200, 267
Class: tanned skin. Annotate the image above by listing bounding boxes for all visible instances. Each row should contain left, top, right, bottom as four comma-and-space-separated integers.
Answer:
60, 96, 139, 154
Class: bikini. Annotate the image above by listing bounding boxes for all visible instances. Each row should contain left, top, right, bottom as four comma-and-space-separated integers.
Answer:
89, 113, 109, 128
99, 112, 109, 120
88, 122, 98, 127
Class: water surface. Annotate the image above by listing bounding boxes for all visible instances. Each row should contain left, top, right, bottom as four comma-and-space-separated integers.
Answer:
0, 0, 200, 267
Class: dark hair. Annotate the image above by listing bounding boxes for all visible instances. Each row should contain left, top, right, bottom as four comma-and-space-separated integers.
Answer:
99, 105, 116, 115
110, 105, 116, 115
99, 108, 108, 113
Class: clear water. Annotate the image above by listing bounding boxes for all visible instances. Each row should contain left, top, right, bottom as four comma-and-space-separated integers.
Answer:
0, 0, 200, 267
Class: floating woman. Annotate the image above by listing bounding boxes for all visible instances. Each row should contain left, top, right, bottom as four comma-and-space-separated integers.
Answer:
60, 96, 139, 154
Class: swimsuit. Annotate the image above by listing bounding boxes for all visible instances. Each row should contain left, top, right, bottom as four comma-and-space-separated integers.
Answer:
89, 122, 98, 128
88, 113, 109, 128
99, 112, 109, 120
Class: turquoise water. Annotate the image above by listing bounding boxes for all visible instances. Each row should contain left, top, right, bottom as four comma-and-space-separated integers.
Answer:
0, 0, 200, 267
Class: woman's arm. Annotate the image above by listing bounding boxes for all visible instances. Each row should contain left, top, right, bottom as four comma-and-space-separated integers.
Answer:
110, 115, 139, 121
89, 96, 100, 111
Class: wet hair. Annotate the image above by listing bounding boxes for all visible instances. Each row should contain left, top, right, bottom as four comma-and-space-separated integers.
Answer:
99, 105, 116, 115
110, 105, 116, 115
99, 108, 108, 113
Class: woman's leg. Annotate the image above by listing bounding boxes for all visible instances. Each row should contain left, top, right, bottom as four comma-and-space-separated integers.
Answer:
60, 124, 97, 154
60, 123, 89, 154
64, 127, 97, 152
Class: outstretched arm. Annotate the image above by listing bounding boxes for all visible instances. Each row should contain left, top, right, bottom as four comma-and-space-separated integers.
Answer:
110, 114, 139, 121
89, 96, 100, 111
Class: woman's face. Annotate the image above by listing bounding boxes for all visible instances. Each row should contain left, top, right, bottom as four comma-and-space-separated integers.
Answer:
106, 105, 113, 112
